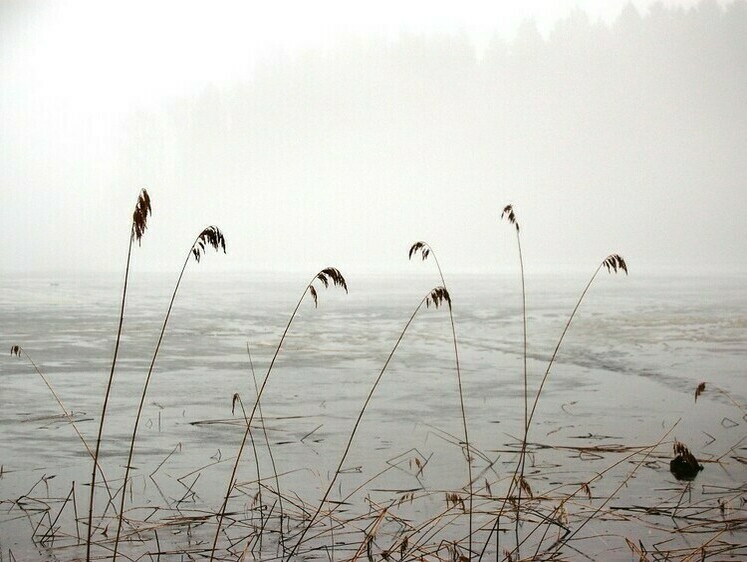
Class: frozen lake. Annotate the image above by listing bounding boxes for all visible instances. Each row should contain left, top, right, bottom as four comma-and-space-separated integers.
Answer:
1, 270, 745, 560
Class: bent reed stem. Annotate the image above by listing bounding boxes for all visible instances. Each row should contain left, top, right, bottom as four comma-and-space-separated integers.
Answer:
210, 268, 347, 561
479, 252, 627, 561
11, 346, 111, 496
285, 286, 451, 561
112, 225, 224, 561
247, 342, 286, 548
409, 241, 474, 558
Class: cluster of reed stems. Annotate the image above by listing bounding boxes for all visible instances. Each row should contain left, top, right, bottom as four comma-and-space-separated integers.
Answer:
23, 195, 733, 562
19, 189, 231, 561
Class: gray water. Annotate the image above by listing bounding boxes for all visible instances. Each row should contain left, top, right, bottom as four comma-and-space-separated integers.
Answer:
1, 271, 745, 560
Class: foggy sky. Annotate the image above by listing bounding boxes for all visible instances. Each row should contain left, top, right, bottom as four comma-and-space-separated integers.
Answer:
1, 1, 746, 277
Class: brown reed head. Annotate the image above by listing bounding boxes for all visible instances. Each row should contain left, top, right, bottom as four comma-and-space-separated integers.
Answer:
192, 226, 227, 263
426, 286, 451, 309
408, 241, 431, 261
602, 254, 628, 275
131, 189, 152, 246
695, 382, 706, 402
501, 204, 519, 232
518, 476, 533, 499
10, 345, 20, 357
309, 267, 348, 307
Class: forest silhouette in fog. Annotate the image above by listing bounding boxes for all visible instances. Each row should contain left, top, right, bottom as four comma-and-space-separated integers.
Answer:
2, 2, 745, 273
119, 2, 745, 272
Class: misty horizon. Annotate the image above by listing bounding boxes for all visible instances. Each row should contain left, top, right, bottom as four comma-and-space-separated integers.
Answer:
2, 1, 746, 277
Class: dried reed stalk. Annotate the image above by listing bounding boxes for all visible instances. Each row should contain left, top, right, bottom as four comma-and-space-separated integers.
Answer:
501, 204, 529, 559
112, 225, 225, 560
409, 241, 474, 557
209, 267, 348, 561
10, 346, 111, 498
86, 188, 150, 562
480, 205, 628, 559
246, 342, 286, 550
284, 286, 451, 561
479, 251, 628, 561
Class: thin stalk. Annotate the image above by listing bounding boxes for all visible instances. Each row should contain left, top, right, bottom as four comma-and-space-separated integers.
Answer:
87, 189, 149, 562
479, 254, 627, 561
210, 268, 347, 560
12, 347, 111, 497
409, 242, 474, 558
86, 232, 132, 561
233, 393, 264, 549
491, 205, 529, 560
210, 284, 308, 560
112, 225, 224, 560
286, 286, 449, 561
111, 247, 191, 560
247, 343, 286, 548
513, 229, 528, 560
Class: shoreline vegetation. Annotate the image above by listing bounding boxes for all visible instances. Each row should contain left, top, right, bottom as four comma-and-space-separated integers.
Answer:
3, 192, 746, 561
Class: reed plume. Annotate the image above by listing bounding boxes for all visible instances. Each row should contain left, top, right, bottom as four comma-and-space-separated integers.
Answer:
693, 381, 744, 414
408, 241, 474, 558
285, 286, 452, 561
86, 188, 150, 562
210, 267, 348, 561
112, 224, 225, 560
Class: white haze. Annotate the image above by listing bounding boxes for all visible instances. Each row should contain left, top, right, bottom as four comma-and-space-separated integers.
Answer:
1, 1, 745, 277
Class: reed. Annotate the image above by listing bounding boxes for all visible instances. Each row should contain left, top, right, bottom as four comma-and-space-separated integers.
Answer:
209, 267, 348, 561
86, 188, 150, 562
10, 345, 109, 491
111, 225, 225, 560
246, 342, 286, 548
9, 195, 745, 562
694, 381, 746, 416
285, 286, 453, 561
409, 241, 474, 558
500, 204, 528, 560
231, 392, 265, 547
479, 252, 628, 561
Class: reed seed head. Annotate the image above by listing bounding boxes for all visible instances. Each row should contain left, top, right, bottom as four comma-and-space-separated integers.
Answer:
10, 345, 21, 357
309, 267, 348, 307
231, 393, 240, 415
602, 254, 628, 275
192, 226, 227, 263
695, 382, 706, 402
518, 476, 533, 499
131, 189, 151, 246
673, 441, 699, 464
501, 204, 520, 232
671, 441, 703, 479
426, 286, 451, 309
408, 241, 431, 261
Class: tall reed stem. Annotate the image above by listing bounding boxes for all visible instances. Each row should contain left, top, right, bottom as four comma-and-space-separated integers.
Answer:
479, 252, 627, 561
209, 268, 347, 561
112, 225, 224, 560
86, 189, 150, 562
285, 286, 451, 561
409, 242, 474, 558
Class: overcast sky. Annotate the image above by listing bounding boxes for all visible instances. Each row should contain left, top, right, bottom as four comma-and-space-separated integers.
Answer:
1, 1, 745, 276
